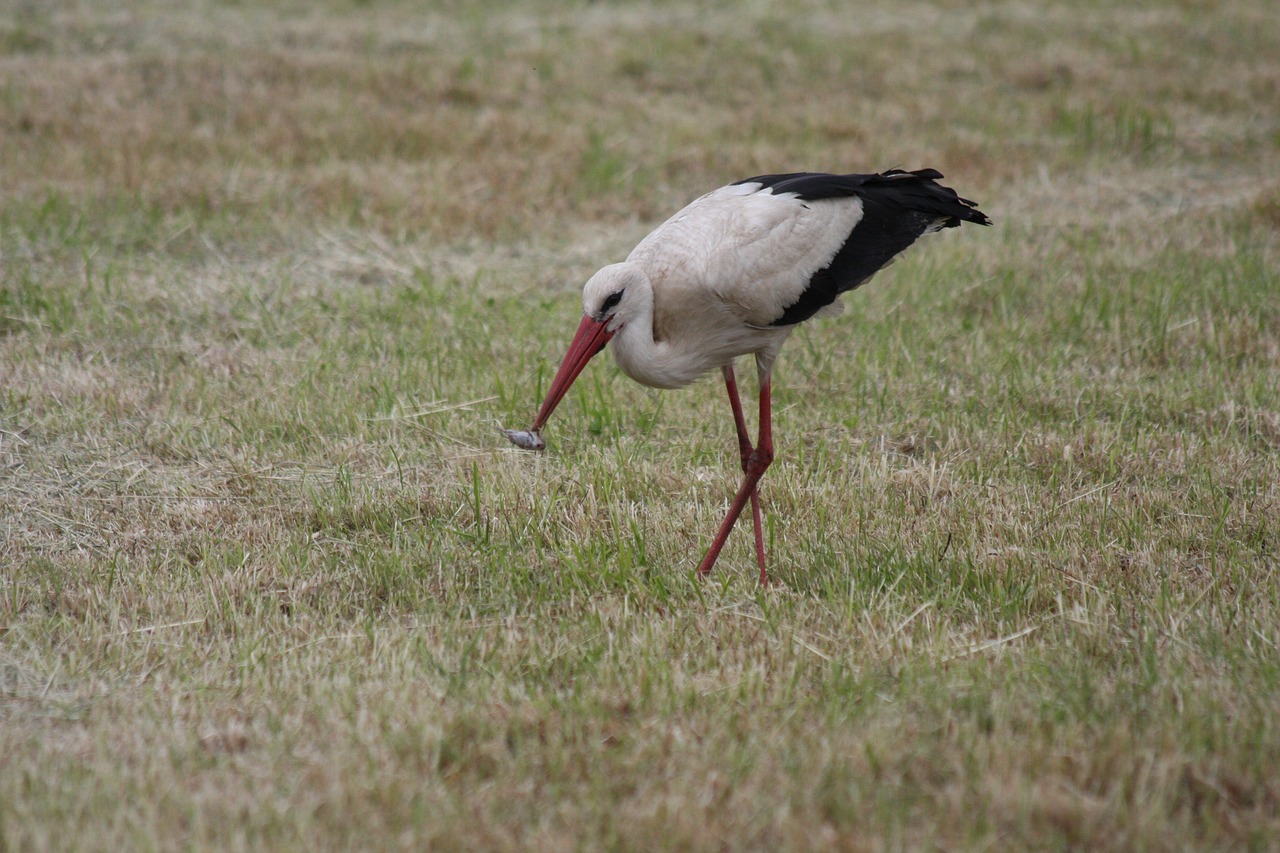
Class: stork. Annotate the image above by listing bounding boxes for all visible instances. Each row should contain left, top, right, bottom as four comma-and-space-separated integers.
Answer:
504, 169, 990, 584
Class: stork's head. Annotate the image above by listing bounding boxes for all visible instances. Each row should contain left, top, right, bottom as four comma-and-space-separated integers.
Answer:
581, 262, 648, 333
525, 263, 645, 435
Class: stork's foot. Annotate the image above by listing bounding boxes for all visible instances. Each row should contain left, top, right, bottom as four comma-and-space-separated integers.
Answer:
694, 489, 768, 584
701, 363, 774, 584
696, 448, 774, 582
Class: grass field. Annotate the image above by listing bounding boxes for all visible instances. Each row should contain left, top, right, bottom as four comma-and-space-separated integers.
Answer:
3, 0, 1279, 849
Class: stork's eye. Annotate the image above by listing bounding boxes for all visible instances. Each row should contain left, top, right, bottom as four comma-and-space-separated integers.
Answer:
601, 290, 624, 311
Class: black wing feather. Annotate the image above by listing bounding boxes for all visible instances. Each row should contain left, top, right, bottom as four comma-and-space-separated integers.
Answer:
742, 169, 990, 327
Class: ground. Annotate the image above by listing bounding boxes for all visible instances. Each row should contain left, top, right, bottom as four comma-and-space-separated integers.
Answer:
2, 0, 1279, 850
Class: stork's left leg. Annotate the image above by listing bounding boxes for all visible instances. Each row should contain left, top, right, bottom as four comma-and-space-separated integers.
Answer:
697, 366, 774, 584
718, 364, 768, 580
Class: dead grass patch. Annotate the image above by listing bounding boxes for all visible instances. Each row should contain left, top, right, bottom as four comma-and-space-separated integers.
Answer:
3, 0, 1280, 850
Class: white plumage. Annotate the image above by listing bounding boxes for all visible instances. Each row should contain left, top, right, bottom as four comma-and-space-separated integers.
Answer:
506, 168, 990, 583
589, 180, 866, 389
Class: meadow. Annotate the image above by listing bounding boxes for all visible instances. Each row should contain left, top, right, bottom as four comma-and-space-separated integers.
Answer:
2, 0, 1279, 849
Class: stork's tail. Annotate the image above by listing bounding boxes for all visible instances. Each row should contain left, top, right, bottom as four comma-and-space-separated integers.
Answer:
870, 168, 991, 229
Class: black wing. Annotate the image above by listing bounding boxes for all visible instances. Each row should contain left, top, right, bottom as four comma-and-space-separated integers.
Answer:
734, 170, 990, 327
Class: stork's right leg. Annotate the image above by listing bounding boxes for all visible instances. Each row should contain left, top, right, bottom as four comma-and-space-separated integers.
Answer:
719, 364, 768, 579
697, 365, 772, 583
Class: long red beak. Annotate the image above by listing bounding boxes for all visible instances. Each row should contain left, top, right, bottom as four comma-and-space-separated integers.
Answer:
531, 314, 615, 431
527, 312, 611, 427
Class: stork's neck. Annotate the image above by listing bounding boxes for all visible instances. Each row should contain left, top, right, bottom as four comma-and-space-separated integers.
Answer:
602, 261, 791, 390
598, 269, 689, 390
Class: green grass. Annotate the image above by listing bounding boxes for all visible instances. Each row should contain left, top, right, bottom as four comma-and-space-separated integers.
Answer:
3, 0, 1280, 850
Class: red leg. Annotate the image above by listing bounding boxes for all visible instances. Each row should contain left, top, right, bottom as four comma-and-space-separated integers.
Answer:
722, 364, 754, 464
721, 365, 769, 581
748, 464, 767, 583
697, 369, 774, 583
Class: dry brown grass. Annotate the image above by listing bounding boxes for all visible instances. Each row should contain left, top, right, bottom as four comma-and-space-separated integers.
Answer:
3, 0, 1280, 850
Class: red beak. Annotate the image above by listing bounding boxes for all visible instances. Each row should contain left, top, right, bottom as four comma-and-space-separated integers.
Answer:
531, 314, 616, 431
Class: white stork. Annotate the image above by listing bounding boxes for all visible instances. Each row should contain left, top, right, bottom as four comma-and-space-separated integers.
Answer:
504, 168, 990, 584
